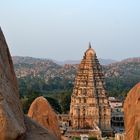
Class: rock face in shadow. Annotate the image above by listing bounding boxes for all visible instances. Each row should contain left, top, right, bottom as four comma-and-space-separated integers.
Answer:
28, 96, 61, 140
24, 116, 56, 140
0, 27, 56, 140
124, 82, 140, 140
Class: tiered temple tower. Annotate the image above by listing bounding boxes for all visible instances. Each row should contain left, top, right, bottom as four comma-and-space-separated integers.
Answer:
70, 44, 111, 132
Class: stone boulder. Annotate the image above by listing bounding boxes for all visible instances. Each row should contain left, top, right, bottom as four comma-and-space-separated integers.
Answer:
0, 27, 26, 140
124, 82, 140, 140
28, 96, 61, 140
0, 27, 56, 140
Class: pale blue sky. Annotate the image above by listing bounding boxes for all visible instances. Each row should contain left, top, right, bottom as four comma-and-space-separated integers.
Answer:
0, 0, 140, 60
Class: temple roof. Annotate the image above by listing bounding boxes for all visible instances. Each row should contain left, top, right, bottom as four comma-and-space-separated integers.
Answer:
85, 43, 96, 57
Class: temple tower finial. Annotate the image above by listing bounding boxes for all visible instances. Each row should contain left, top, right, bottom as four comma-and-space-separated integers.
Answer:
89, 42, 91, 48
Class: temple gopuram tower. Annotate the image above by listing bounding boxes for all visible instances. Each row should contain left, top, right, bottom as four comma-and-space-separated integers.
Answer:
70, 44, 111, 133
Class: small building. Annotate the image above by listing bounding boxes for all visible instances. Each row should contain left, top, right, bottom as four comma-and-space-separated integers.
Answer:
80, 135, 88, 140
115, 133, 125, 140
111, 108, 124, 133
109, 97, 124, 133
109, 97, 123, 109
58, 114, 70, 134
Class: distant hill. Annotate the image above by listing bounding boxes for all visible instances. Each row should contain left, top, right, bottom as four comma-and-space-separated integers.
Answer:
12, 56, 140, 99
54, 58, 116, 65
53, 60, 80, 65
13, 56, 77, 81
12, 56, 140, 113
103, 57, 140, 98
13, 56, 116, 65
13, 56, 53, 64
99, 58, 117, 65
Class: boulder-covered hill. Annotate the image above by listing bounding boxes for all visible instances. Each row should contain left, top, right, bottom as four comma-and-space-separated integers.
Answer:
12, 56, 116, 80
12, 56, 140, 98
104, 57, 140, 98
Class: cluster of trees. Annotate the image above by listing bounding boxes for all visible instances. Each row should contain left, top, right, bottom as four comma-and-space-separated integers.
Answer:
20, 90, 71, 114
105, 62, 140, 100
105, 76, 140, 100
19, 76, 72, 114
19, 76, 73, 95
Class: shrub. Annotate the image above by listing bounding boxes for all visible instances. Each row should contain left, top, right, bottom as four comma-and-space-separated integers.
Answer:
88, 137, 97, 140
72, 137, 81, 140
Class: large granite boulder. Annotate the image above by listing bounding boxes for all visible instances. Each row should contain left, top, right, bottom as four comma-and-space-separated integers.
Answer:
28, 96, 61, 140
0, 27, 26, 140
0, 27, 56, 140
124, 82, 140, 140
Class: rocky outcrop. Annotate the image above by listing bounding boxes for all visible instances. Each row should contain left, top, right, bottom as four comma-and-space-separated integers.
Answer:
124, 82, 140, 140
28, 96, 61, 140
0, 27, 26, 140
0, 27, 56, 140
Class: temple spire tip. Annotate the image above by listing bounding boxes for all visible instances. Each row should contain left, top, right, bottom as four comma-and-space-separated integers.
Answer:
89, 42, 91, 49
